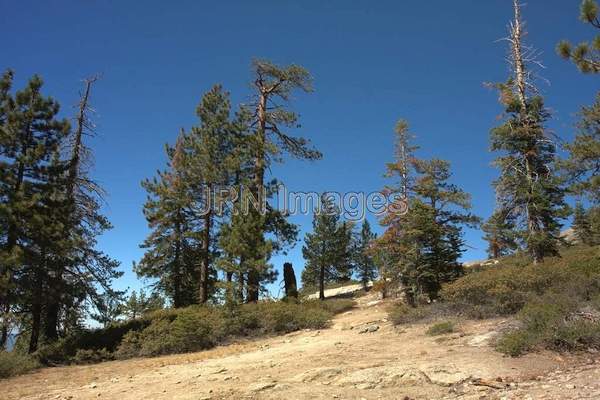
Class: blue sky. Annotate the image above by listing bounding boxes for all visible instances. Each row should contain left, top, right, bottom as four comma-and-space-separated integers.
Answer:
1, 0, 598, 297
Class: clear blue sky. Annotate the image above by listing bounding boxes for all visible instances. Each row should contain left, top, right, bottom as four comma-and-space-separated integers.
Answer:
1, 0, 598, 297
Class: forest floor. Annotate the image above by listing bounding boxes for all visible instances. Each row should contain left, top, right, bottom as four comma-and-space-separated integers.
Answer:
3, 291, 600, 400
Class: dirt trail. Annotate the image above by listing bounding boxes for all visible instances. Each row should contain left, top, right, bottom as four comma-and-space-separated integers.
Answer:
3, 293, 600, 400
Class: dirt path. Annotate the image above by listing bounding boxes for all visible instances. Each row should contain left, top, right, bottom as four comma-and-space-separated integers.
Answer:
3, 293, 600, 400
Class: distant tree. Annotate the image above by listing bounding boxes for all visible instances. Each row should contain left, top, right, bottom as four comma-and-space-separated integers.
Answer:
482, 209, 519, 259
490, 1, 569, 264
122, 290, 164, 320
375, 120, 478, 303
91, 293, 123, 328
301, 195, 353, 300
136, 134, 199, 308
573, 202, 594, 244
557, 0, 600, 74
354, 220, 377, 290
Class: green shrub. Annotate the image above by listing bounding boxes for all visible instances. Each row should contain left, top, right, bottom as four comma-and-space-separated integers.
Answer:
495, 330, 539, 357
549, 321, 600, 351
0, 351, 40, 379
115, 299, 349, 360
442, 246, 600, 318
304, 298, 355, 314
426, 321, 455, 336
388, 303, 429, 325
72, 348, 114, 364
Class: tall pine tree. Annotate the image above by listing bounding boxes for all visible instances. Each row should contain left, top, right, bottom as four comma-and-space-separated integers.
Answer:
489, 1, 568, 264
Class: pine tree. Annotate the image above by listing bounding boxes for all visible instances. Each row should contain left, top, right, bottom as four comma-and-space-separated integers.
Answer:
375, 120, 478, 303
354, 220, 377, 290
301, 196, 353, 300
245, 60, 322, 302
122, 289, 164, 320
573, 202, 594, 244
482, 209, 518, 259
562, 94, 600, 204
184, 85, 237, 303
557, 0, 600, 74
0, 71, 72, 351
43, 76, 122, 344
490, 1, 569, 264
136, 134, 199, 308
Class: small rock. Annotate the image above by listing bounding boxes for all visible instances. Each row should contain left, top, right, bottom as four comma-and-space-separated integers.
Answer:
89, 383, 98, 389
249, 381, 277, 392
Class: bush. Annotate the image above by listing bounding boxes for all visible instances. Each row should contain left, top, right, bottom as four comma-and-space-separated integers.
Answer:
426, 321, 455, 336
496, 291, 600, 356
72, 348, 114, 364
495, 329, 538, 357
0, 351, 40, 379
388, 303, 429, 325
305, 298, 355, 314
115, 299, 351, 360
442, 246, 600, 318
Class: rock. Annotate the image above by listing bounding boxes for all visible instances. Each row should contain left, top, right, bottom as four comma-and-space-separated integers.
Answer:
249, 381, 277, 392
292, 367, 343, 383
89, 383, 98, 389
356, 382, 376, 390
358, 325, 379, 334
468, 331, 498, 347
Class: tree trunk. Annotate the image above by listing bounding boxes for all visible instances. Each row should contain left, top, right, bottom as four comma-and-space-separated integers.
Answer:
246, 91, 268, 304
0, 303, 9, 349
44, 296, 59, 341
237, 271, 245, 303
511, 0, 542, 264
319, 265, 325, 301
247, 269, 260, 303
199, 206, 211, 304
28, 265, 44, 354
283, 262, 298, 299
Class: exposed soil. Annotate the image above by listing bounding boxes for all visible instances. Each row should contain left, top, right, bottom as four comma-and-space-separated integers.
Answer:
3, 292, 600, 400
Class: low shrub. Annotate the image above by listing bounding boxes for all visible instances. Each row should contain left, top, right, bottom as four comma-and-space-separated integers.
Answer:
388, 303, 429, 325
72, 348, 114, 364
496, 291, 600, 356
0, 351, 40, 379
426, 321, 455, 336
495, 329, 538, 357
115, 298, 352, 360
305, 298, 355, 315
442, 246, 600, 318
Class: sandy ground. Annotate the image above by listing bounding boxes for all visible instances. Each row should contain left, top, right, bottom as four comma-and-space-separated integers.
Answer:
2, 292, 600, 400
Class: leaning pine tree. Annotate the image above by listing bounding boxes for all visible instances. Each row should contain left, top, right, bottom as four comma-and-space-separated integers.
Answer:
244, 60, 322, 302
489, 1, 569, 264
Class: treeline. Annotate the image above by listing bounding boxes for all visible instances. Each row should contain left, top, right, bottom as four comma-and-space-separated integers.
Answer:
0, 74, 122, 353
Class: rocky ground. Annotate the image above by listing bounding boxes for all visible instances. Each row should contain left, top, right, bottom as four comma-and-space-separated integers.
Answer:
2, 292, 600, 400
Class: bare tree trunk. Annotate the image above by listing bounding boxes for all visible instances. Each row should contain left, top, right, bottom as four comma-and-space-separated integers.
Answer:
511, 0, 542, 264
283, 262, 298, 299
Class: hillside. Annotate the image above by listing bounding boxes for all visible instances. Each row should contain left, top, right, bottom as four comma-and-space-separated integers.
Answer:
2, 290, 600, 400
